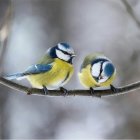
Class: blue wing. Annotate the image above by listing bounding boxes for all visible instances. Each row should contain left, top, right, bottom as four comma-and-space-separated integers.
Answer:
4, 63, 53, 80
24, 64, 53, 75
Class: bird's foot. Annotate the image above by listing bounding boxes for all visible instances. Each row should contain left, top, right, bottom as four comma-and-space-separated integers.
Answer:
27, 89, 32, 95
90, 87, 94, 96
110, 84, 118, 93
43, 85, 49, 95
90, 87, 101, 98
60, 87, 68, 96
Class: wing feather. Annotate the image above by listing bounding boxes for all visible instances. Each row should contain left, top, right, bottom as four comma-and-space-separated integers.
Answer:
23, 63, 53, 75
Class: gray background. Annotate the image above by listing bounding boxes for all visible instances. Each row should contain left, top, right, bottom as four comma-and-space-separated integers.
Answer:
1, 0, 140, 138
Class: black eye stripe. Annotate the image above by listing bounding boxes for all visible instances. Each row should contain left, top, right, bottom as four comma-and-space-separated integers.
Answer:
57, 48, 71, 55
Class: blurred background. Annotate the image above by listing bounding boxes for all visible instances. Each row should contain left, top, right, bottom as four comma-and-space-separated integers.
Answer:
0, 0, 140, 138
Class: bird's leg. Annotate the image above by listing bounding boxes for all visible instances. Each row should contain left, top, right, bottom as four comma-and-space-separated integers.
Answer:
110, 84, 118, 93
90, 87, 94, 96
90, 87, 101, 98
27, 89, 32, 95
43, 85, 49, 95
60, 87, 68, 96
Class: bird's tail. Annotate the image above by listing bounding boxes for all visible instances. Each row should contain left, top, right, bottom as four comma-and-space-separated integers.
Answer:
4, 73, 26, 80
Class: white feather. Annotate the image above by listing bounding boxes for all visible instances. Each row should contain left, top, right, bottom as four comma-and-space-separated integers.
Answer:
58, 43, 68, 52
58, 43, 74, 54
98, 76, 108, 83
91, 61, 110, 83
17, 76, 26, 80
91, 63, 101, 77
56, 49, 70, 61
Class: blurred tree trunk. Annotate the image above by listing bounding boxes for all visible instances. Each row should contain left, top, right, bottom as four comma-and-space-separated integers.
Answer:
0, 0, 12, 73
0, 0, 12, 138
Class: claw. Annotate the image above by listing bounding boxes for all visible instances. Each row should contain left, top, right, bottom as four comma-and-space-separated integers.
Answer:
90, 87, 94, 96
60, 87, 68, 96
110, 84, 118, 93
90, 87, 101, 98
43, 85, 49, 95
27, 89, 32, 95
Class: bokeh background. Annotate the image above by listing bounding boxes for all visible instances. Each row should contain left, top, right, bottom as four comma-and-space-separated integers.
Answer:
0, 0, 140, 138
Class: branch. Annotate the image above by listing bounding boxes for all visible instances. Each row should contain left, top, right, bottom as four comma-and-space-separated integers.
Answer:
0, 77, 140, 97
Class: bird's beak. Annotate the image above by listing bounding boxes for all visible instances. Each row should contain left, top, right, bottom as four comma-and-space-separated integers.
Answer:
71, 54, 76, 57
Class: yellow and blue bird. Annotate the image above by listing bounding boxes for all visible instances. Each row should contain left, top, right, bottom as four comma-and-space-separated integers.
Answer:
78, 53, 117, 94
5, 43, 76, 94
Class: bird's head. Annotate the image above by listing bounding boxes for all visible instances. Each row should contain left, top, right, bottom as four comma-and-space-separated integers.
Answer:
48, 43, 76, 64
91, 58, 115, 83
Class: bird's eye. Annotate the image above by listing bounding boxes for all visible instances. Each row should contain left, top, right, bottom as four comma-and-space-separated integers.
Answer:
56, 49, 70, 61
57, 43, 75, 55
60, 49, 70, 55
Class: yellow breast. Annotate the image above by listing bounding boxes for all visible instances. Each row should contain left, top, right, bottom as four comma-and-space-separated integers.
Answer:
27, 59, 74, 89
78, 65, 99, 88
78, 65, 115, 88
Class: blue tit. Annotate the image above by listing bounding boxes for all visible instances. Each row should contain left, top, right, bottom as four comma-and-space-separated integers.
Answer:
5, 43, 76, 94
78, 53, 117, 94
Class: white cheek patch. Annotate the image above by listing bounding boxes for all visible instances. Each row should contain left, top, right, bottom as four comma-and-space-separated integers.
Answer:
91, 63, 101, 77
56, 49, 70, 61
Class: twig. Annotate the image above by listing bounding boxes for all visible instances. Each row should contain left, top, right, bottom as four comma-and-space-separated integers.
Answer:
0, 77, 140, 97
